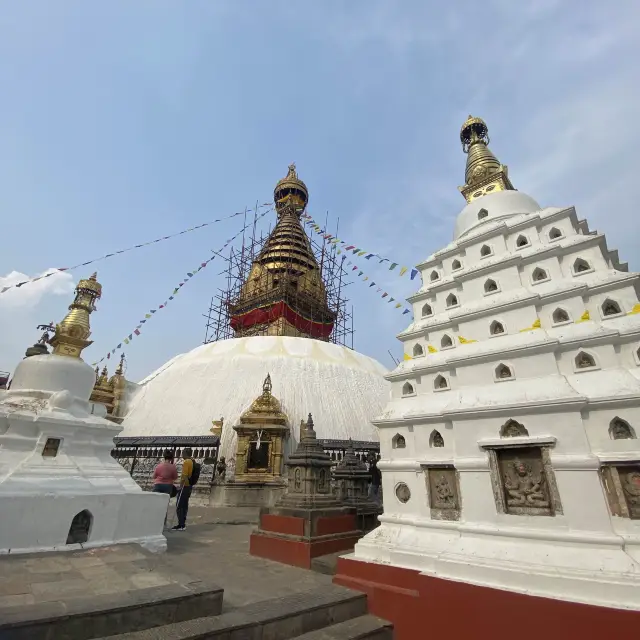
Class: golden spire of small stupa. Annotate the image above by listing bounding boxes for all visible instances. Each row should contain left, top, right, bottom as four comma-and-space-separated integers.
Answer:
49, 272, 102, 359
458, 116, 515, 203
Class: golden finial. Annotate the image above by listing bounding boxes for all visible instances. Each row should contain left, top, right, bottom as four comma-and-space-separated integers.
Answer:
49, 272, 102, 359
263, 373, 272, 395
458, 116, 515, 203
115, 352, 125, 376
240, 375, 287, 425
274, 162, 308, 215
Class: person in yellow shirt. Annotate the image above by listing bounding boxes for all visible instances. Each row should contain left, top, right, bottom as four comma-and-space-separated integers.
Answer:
173, 448, 196, 531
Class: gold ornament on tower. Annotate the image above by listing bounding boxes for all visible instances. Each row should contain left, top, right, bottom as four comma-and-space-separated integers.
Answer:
49, 272, 102, 359
89, 353, 128, 424
458, 116, 515, 203
232, 374, 290, 485
210, 417, 224, 439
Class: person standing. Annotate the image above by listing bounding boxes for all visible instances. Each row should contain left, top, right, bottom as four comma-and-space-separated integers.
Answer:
152, 450, 178, 496
173, 447, 201, 531
152, 450, 178, 528
368, 458, 382, 503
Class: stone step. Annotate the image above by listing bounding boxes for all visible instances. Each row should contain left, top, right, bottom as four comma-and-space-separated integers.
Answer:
292, 614, 394, 639
0, 580, 224, 640
98, 585, 371, 640
310, 550, 351, 576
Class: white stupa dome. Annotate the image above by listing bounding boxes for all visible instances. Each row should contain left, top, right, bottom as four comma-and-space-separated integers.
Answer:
454, 190, 541, 240
119, 336, 390, 461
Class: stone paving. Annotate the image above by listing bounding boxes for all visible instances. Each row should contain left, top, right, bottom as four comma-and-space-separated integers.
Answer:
0, 507, 332, 615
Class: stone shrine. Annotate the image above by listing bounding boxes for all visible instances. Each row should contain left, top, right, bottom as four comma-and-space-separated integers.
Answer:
0, 273, 168, 554
332, 439, 380, 532
211, 374, 289, 507
335, 116, 640, 638
250, 414, 362, 568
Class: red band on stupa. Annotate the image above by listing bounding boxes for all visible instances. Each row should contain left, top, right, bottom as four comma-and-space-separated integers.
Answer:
230, 301, 333, 339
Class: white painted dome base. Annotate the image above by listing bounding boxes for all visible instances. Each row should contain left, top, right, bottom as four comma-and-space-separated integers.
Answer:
454, 190, 541, 239
120, 336, 390, 463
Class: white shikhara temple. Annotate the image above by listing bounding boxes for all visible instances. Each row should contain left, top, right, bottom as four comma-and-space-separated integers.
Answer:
339, 116, 640, 616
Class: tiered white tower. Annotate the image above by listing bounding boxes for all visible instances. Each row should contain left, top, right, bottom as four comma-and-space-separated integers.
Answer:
351, 116, 640, 609
0, 273, 168, 554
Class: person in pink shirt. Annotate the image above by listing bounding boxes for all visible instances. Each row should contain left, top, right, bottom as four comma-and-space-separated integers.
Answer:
153, 450, 178, 496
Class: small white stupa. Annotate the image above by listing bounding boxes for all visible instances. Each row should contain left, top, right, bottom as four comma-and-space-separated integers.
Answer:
0, 273, 168, 554
337, 116, 640, 624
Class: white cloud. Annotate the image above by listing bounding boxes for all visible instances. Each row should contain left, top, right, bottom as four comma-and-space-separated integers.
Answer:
0, 268, 74, 376
0, 269, 74, 309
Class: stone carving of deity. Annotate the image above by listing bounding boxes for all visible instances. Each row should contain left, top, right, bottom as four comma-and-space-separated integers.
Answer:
503, 458, 549, 509
294, 467, 302, 491
318, 469, 326, 491
621, 470, 640, 518
433, 474, 456, 509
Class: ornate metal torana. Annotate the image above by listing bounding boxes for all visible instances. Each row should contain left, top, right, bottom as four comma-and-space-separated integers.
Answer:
232, 374, 290, 484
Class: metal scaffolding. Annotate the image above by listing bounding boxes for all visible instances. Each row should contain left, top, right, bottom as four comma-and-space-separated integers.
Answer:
203, 209, 354, 349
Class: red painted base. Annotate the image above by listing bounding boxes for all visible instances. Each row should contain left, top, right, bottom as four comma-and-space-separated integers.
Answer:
250, 530, 361, 569
249, 510, 361, 569
334, 556, 640, 640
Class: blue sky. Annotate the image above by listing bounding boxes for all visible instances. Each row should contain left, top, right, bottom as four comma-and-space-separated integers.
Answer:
1, 1, 639, 381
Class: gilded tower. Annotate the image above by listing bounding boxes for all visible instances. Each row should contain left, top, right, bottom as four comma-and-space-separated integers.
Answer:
458, 116, 515, 203
49, 272, 102, 359
229, 164, 336, 340
89, 353, 128, 424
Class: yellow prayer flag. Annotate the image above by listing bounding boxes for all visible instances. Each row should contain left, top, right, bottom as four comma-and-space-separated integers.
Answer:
363, 276, 369, 281
629, 303, 640, 315
577, 310, 590, 322
399, 267, 408, 276
358, 251, 367, 256
403, 353, 412, 361
531, 318, 541, 329
428, 345, 438, 353
395, 303, 402, 308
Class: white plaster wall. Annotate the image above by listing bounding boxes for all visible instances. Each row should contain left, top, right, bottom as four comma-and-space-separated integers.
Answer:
356, 194, 640, 607
0, 357, 168, 555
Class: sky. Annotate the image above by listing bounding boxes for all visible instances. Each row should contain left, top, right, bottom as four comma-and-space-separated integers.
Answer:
0, 1, 639, 382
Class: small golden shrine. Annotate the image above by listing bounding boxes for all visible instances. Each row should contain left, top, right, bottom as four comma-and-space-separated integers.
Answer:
210, 417, 224, 439
89, 353, 127, 424
233, 374, 289, 484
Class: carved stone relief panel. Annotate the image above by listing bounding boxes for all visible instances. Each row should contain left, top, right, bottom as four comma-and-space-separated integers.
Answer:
489, 446, 562, 517
425, 465, 461, 521
601, 464, 640, 519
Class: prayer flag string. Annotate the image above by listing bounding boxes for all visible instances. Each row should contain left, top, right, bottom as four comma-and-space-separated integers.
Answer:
301, 212, 421, 283
1, 203, 273, 297
340, 253, 413, 317
90, 208, 273, 365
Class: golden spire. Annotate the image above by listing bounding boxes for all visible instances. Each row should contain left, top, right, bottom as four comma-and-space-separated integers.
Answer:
229, 165, 336, 340
49, 272, 102, 358
458, 116, 515, 203
274, 163, 308, 216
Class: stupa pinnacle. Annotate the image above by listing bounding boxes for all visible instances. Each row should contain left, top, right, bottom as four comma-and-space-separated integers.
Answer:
229, 165, 336, 339
458, 115, 515, 203
49, 272, 102, 358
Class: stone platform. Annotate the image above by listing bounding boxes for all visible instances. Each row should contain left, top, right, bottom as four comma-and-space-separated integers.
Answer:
0, 507, 391, 639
